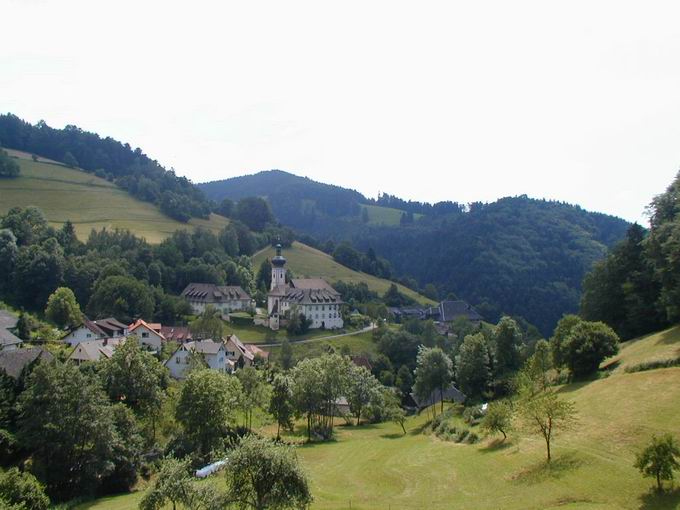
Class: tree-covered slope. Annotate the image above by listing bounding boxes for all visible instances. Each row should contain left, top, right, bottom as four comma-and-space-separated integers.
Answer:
202, 171, 630, 334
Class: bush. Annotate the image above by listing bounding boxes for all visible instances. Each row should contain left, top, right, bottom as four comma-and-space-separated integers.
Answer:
624, 356, 680, 374
463, 406, 485, 426
0, 468, 50, 510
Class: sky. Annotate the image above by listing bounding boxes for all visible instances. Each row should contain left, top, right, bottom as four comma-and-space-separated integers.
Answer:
3, 1, 680, 224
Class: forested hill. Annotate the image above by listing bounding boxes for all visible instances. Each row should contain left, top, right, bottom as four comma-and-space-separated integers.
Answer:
199, 170, 368, 223
201, 171, 630, 335
0, 114, 212, 222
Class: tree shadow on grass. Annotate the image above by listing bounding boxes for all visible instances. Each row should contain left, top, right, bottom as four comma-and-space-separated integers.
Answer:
638, 487, 680, 510
408, 420, 432, 436
511, 452, 585, 485
478, 438, 514, 454
380, 432, 407, 440
556, 379, 594, 394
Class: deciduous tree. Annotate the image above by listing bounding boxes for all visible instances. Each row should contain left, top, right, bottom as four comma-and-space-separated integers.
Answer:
44, 287, 82, 329
634, 435, 680, 492
224, 435, 312, 510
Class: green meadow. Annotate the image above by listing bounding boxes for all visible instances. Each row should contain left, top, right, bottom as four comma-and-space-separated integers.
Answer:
252, 241, 434, 306
0, 150, 229, 243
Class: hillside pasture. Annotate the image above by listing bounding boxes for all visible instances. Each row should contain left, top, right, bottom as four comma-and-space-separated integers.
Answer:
0, 153, 229, 243
360, 204, 423, 226
603, 325, 680, 374
77, 327, 680, 509
252, 242, 435, 306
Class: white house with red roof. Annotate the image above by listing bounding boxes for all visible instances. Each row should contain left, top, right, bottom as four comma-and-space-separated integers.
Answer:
128, 319, 165, 351
62, 317, 129, 347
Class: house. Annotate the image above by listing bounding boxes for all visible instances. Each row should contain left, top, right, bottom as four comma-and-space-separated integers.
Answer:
128, 319, 165, 351
430, 300, 483, 324
0, 328, 22, 352
160, 326, 192, 343
0, 310, 19, 331
181, 283, 253, 316
0, 347, 53, 379
68, 338, 123, 365
389, 306, 428, 322
0, 310, 22, 352
408, 385, 467, 411
62, 317, 128, 346
165, 339, 235, 379
266, 244, 344, 331
224, 335, 269, 368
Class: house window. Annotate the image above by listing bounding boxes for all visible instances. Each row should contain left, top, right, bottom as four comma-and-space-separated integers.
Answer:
86, 333, 92, 338
176, 357, 180, 364
142, 332, 149, 338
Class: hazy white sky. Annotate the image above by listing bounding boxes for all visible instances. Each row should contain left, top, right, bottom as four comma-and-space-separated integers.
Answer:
3, 0, 680, 223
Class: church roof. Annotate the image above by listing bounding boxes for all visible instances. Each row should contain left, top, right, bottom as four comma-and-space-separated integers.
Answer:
290, 278, 337, 292
284, 288, 343, 306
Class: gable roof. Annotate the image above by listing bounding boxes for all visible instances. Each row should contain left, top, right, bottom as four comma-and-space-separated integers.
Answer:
439, 301, 483, 322
290, 278, 337, 292
68, 338, 122, 363
160, 326, 192, 343
189, 340, 224, 355
284, 288, 343, 306
128, 319, 166, 340
0, 348, 53, 379
0, 310, 19, 330
94, 318, 128, 334
409, 385, 467, 409
0, 328, 22, 349
181, 284, 251, 303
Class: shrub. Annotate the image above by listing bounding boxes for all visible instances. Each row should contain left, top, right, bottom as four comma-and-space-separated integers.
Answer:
624, 357, 680, 374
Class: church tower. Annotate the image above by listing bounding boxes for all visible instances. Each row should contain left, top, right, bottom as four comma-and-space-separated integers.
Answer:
270, 243, 286, 290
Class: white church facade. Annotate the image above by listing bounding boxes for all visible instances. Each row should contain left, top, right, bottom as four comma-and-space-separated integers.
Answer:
267, 244, 344, 331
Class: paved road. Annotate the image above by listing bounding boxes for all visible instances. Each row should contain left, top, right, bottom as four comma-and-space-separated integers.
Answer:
258, 324, 376, 347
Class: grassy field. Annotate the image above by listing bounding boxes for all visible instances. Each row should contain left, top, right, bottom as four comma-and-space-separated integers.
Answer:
265, 329, 378, 361
360, 204, 423, 226
78, 325, 680, 510
223, 320, 349, 344
603, 325, 680, 373
252, 242, 435, 306
0, 150, 229, 243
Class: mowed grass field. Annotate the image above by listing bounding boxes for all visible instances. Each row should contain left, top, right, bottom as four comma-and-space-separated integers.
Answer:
603, 325, 680, 374
253, 242, 435, 306
79, 326, 680, 510
0, 150, 229, 243
360, 204, 423, 226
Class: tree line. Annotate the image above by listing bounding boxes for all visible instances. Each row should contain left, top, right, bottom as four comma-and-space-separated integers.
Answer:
0, 114, 210, 222
580, 171, 680, 339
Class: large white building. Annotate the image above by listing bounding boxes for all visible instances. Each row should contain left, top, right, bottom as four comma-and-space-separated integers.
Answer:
267, 244, 344, 330
181, 283, 253, 316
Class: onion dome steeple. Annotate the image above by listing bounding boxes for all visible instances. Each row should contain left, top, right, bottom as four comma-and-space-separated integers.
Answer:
271, 243, 286, 268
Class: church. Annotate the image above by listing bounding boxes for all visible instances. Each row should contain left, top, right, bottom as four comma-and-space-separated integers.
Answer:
267, 244, 344, 331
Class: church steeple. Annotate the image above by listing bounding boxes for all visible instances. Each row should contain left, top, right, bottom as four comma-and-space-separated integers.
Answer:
271, 243, 286, 290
